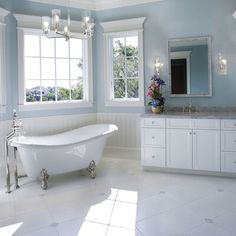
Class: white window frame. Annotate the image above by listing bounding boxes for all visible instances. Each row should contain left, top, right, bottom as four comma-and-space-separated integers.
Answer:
0, 8, 9, 114
14, 14, 93, 111
101, 17, 145, 107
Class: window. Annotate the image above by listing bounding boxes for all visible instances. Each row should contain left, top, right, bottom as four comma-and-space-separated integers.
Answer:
15, 14, 93, 111
24, 34, 85, 103
101, 17, 145, 106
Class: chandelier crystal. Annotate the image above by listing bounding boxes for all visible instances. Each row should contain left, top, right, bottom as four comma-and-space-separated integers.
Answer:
41, 1, 95, 41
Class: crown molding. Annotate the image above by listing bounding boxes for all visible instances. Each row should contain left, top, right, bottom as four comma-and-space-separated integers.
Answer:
26, 0, 163, 11
14, 13, 83, 32
101, 17, 146, 33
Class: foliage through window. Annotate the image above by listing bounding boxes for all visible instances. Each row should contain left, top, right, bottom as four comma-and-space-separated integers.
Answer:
112, 35, 139, 100
24, 34, 85, 103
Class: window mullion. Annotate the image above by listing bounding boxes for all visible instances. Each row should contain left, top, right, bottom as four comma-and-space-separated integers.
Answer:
54, 39, 57, 102
124, 37, 128, 99
39, 36, 42, 102
68, 40, 72, 101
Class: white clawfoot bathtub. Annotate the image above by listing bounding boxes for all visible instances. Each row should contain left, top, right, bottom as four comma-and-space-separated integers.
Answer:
10, 124, 118, 183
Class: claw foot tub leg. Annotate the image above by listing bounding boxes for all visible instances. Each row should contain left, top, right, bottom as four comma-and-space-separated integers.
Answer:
40, 169, 49, 190
87, 160, 96, 179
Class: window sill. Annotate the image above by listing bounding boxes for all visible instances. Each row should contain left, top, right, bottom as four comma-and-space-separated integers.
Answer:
105, 100, 144, 107
18, 101, 93, 111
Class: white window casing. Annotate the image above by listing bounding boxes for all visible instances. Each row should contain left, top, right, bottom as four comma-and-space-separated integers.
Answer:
14, 14, 93, 111
101, 17, 145, 107
0, 7, 9, 114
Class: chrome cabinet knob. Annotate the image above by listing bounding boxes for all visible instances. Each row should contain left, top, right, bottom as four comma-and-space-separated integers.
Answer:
152, 155, 155, 159
152, 136, 155, 139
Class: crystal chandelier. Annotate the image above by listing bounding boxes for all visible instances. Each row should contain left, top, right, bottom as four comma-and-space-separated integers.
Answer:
41, 1, 95, 41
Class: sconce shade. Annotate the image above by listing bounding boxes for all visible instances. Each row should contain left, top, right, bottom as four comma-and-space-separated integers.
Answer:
233, 11, 236, 19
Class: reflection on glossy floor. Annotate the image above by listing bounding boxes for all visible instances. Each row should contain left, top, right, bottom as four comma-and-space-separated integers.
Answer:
1, 157, 236, 236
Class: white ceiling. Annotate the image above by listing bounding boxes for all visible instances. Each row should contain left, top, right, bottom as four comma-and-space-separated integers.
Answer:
27, 0, 163, 11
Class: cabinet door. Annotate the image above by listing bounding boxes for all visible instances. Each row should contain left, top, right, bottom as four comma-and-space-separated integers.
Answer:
167, 129, 192, 169
193, 130, 220, 171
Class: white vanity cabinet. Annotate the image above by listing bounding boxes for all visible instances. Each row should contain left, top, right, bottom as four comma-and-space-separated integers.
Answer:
166, 118, 220, 171
167, 118, 220, 171
221, 120, 236, 173
141, 118, 166, 167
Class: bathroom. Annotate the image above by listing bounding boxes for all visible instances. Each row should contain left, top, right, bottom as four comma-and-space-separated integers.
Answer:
0, 0, 236, 235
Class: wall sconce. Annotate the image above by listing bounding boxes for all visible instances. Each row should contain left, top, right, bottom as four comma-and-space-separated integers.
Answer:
217, 53, 227, 75
154, 58, 163, 75
233, 11, 236, 19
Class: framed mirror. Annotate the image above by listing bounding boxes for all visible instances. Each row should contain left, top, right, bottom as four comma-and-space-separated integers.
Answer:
168, 36, 212, 97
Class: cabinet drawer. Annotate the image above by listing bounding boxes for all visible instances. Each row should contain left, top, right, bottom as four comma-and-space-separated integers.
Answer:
142, 147, 166, 167
142, 128, 165, 147
221, 120, 236, 130
221, 131, 236, 151
141, 118, 165, 128
221, 152, 236, 173
167, 118, 192, 129
193, 119, 220, 130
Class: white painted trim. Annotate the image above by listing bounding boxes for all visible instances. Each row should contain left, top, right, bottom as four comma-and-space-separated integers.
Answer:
101, 17, 146, 33
0, 25, 7, 113
17, 28, 94, 111
19, 101, 93, 111
103, 18, 145, 107
170, 51, 191, 95
14, 13, 83, 33
26, 0, 163, 11
105, 100, 145, 107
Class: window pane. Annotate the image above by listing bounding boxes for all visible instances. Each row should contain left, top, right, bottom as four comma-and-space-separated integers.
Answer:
113, 38, 125, 58
127, 79, 139, 98
57, 80, 70, 101
41, 58, 55, 80
71, 80, 83, 100
41, 36, 55, 57
25, 58, 40, 80
70, 59, 83, 80
24, 35, 40, 57
114, 79, 125, 98
126, 57, 138, 78
70, 38, 83, 58
56, 38, 69, 58
56, 59, 69, 79
41, 80, 56, 102
113, 58, 125, 78
25, 80, 40, 102
126, 36, 138, 57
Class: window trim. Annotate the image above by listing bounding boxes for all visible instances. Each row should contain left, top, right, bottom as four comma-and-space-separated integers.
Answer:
15, 14, 93, 111
0, 8, 9, 114
101, 17, 145, 107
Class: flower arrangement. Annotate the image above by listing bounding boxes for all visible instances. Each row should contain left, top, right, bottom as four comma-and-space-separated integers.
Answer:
147, 73, 166, 111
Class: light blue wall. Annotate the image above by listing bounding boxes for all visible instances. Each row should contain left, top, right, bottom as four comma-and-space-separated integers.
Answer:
95, 0, 236, 112
1, 0, 236, 120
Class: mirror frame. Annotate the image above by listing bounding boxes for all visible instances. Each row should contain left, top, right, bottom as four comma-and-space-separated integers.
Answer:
168, 36, 212, 97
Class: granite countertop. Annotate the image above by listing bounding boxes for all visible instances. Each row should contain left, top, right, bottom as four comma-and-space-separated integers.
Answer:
141, 111, 236, 119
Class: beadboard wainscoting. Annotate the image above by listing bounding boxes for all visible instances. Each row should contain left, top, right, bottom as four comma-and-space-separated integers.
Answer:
97, 113, 141, 160
0, 112, 141, 166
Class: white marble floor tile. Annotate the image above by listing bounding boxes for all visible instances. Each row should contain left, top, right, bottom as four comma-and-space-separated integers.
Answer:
110, 201, 137, 229
137, 207, 203, 236
1, 158, 236, 236
17, 226, 59, 236
181, 223, 233, 236
214, 209, 236, 235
